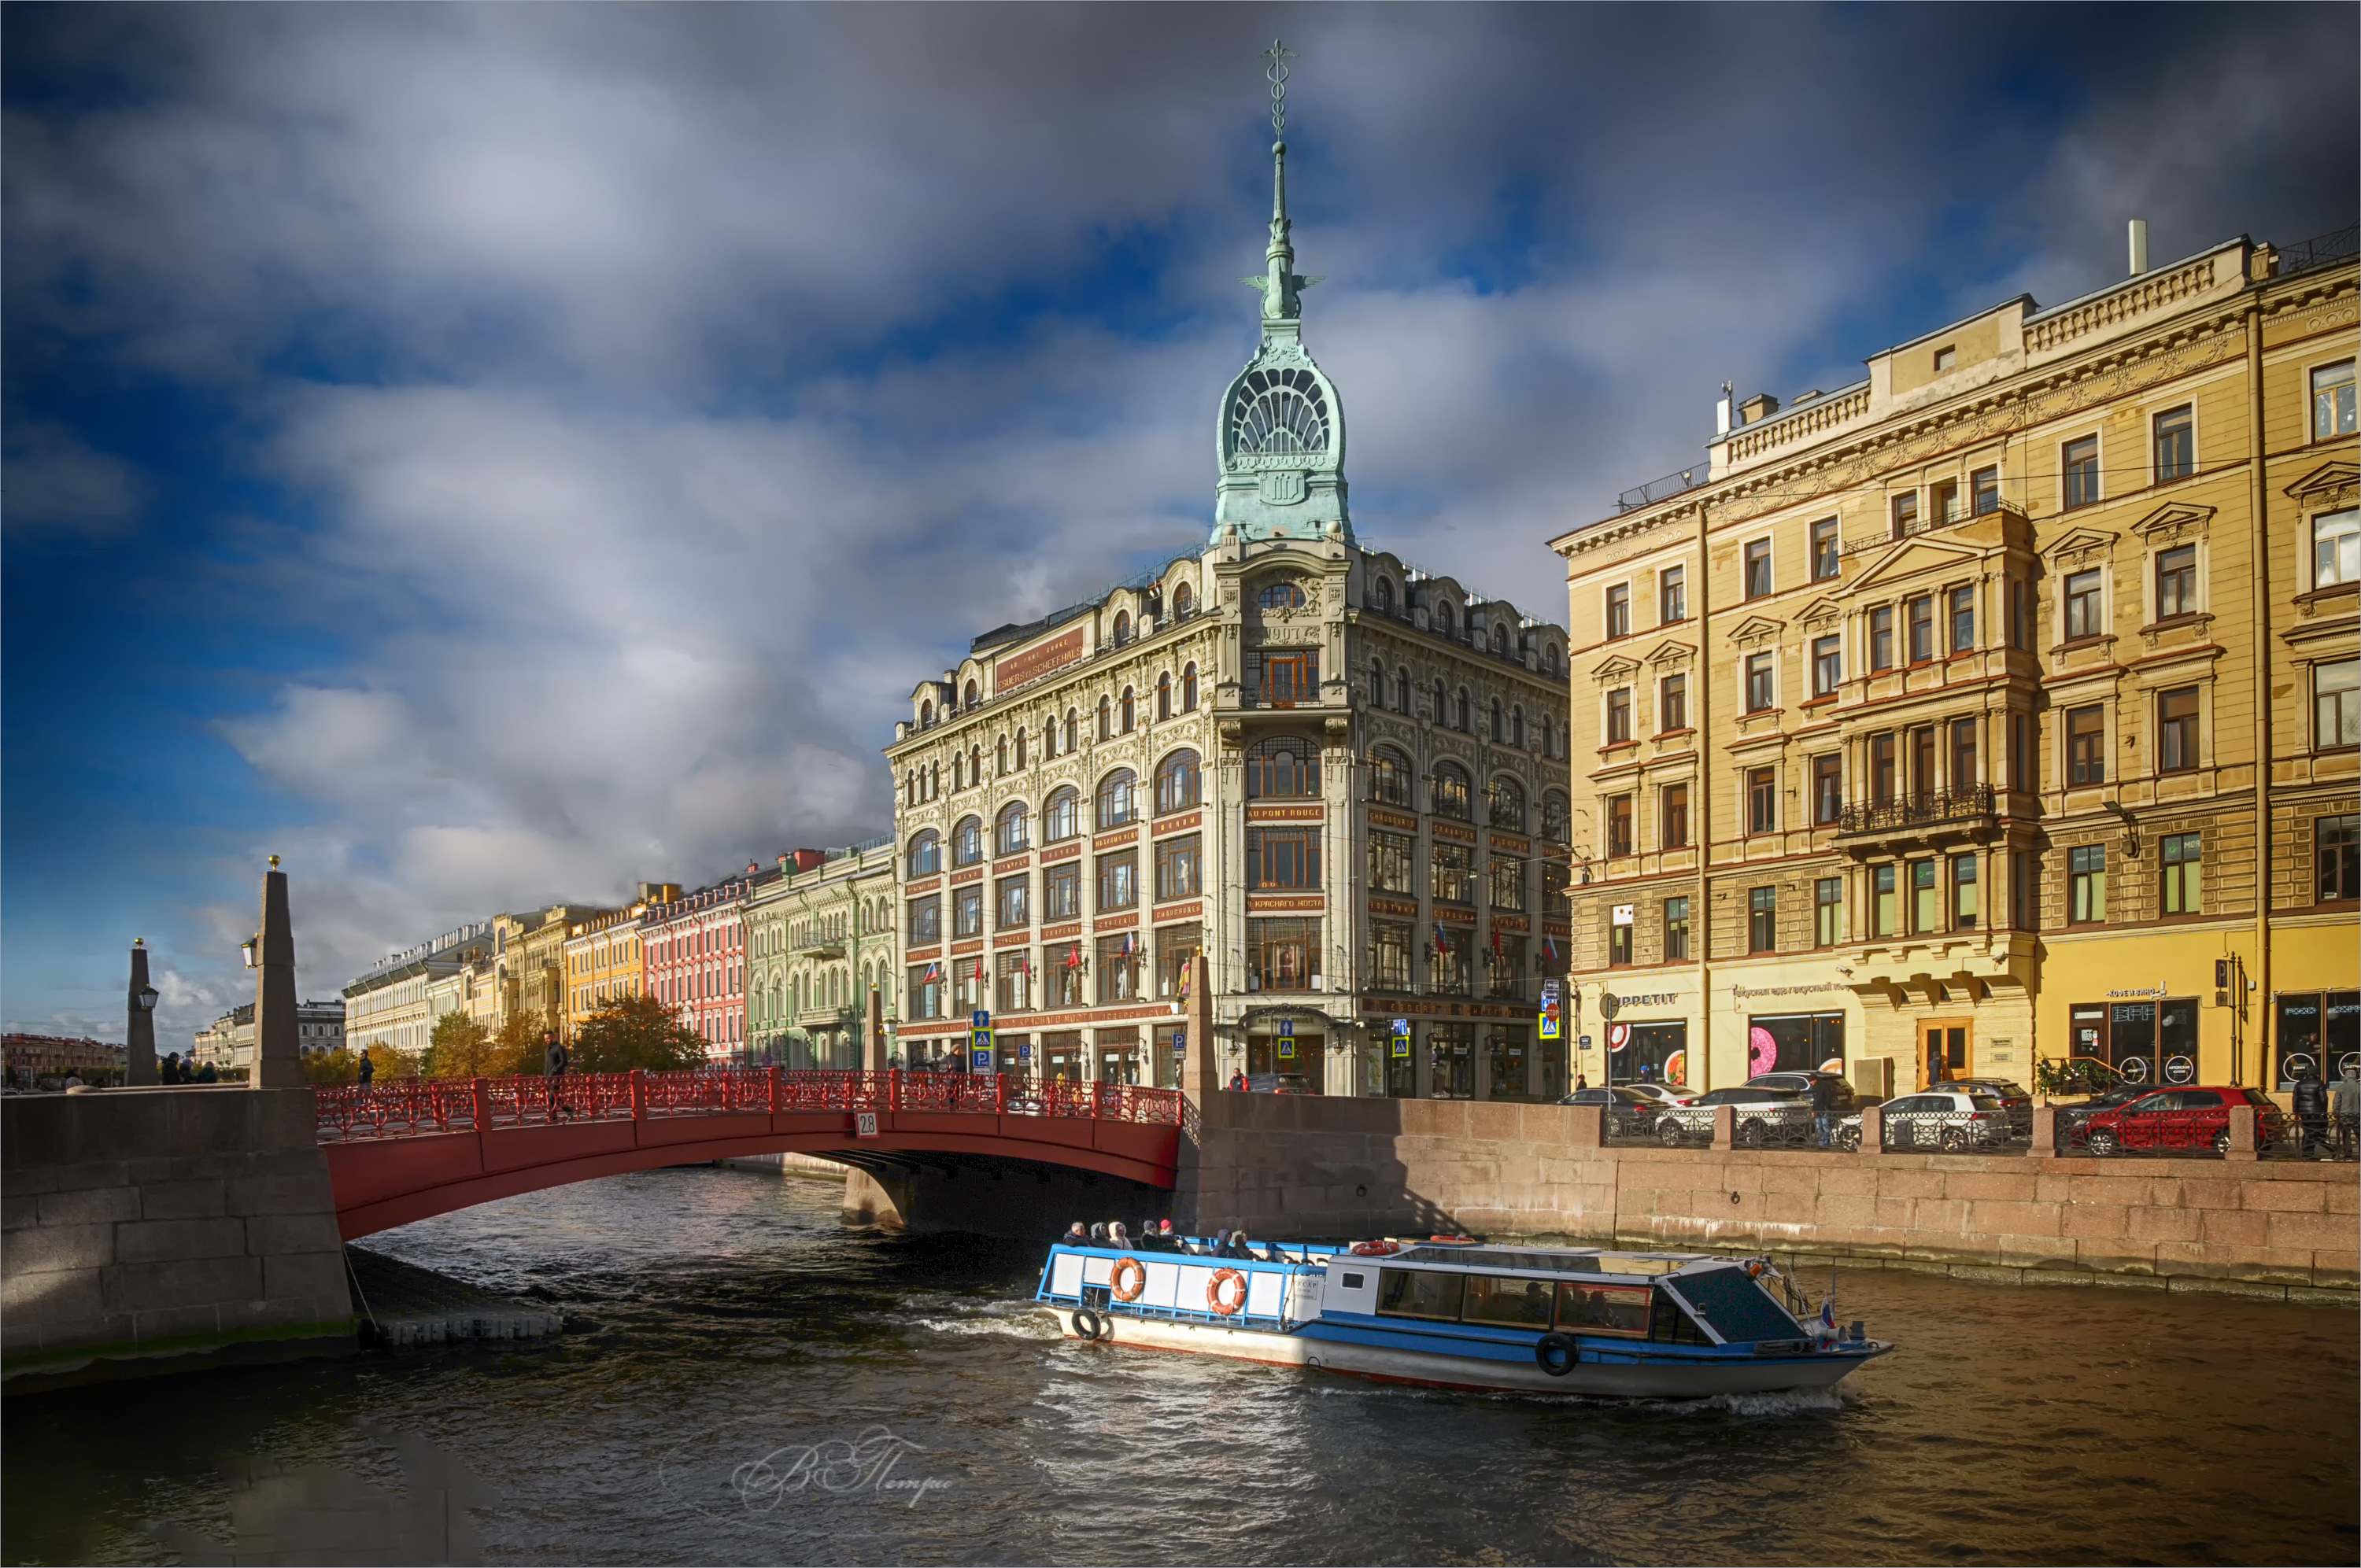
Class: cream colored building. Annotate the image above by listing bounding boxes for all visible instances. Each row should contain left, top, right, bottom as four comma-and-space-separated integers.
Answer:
883, 129, 1573, 1098
342, 922, 492, 1058
1549, 226, 2359, 1098
743, 844, 896, 1068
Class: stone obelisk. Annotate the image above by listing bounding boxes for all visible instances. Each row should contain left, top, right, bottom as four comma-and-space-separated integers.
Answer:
253, 856, 302, 1087
126, 939, 157, 1085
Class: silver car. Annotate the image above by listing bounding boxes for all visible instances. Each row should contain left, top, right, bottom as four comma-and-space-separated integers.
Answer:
1876, 1090, 2015, 1152
1656, 1087, 1814, 1147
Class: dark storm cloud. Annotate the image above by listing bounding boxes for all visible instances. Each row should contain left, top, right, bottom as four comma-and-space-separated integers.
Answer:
3, 2, 2352, 1034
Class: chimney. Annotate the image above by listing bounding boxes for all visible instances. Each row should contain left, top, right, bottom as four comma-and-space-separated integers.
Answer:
2128, 219, 2148, 277
1737, 393, 1779, 426
1714, 382, 1735, 437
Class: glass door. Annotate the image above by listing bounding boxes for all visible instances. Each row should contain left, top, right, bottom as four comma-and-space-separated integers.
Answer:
2108, 1002, 2158, 1087
1921, 1020, 1970, 1089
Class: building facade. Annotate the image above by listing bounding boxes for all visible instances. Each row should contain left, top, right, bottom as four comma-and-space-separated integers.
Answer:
743, 842, 896, 1068
882, 128, 1573, 1097
190, 999, 345, 1075
342, 923, 492, 1058
1549, 227, 2359, 1098
642, 874, 754, 1058
560, 884, 676, 1039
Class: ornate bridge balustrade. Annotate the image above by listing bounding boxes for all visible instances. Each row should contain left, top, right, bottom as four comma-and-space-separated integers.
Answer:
317, 1069, 1187, 1238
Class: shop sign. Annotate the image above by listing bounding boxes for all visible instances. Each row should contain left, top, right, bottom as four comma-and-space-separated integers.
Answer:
1597, 990, 1678, 1020
2105, 985, 2167, 999
1730, 983, 1847, 1001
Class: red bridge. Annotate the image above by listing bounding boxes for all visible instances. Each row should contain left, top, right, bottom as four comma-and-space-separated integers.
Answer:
316, 1069, 1187, 1238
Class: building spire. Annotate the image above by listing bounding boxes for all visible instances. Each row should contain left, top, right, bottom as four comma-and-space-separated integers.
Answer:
1250, 39, 1316, 325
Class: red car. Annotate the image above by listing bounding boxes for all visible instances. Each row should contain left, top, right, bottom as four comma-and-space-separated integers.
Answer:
2081, 1087, 2288, 1156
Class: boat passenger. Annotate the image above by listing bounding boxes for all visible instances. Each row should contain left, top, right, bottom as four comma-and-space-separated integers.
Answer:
1222, 1232, 1255, 1260
1088, 1222, 1109, 1245
1062, 1222, 1088, 1245
1108, 1221, 1131, 1248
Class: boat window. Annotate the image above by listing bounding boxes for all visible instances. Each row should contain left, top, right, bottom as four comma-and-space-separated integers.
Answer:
1667, 1267, 1804, 1343
1337, 1271, 1365, 1290
1376, 1268, 1465, 1321
1649, 1290, 1715, 1345
1555, 1282, 1652, 1339
1461, 1275, 1554, 1329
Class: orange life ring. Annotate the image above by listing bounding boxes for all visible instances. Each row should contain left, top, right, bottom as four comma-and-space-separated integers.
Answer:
1207, 1267, 1248, 1315
1347, 1240, 1400, 1256
1110, 1256, 1147, 1302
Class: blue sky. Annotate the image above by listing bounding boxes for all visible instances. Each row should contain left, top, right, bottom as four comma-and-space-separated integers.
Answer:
5, 3, 2355, 1046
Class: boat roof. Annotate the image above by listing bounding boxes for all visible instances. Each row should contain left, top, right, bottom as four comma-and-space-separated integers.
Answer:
1385, 1245, 1716, 1275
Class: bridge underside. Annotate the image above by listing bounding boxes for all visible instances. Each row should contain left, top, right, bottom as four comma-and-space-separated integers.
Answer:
325, 1109, 1180, 1238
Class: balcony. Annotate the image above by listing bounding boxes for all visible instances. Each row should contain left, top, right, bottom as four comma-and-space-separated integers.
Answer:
1833, 784, 1998, 843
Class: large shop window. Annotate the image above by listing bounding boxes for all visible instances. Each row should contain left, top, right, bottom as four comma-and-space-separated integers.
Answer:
2274, 991, 2361, 1088
1247, 917, 1321, 992
1428, 1023, 1475, 1097
1608, 1021, 1687, 1088
1250, 649, 1321, 707
1155, 923, 1202, 1000
1249, 828, 1321, 889
2070, 998, 2200, 1087
1745, 1013, 1844, 1077
1247, 736, 1318, 798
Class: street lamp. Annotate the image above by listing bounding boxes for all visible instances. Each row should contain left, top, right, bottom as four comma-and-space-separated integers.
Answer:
136, 984, 160, 1012
241, 934, 260, 969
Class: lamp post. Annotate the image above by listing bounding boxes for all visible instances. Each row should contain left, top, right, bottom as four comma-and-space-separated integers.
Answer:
127, 939, 161, 1085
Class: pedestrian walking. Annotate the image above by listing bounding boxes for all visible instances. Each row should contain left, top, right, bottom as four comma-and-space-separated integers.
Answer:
1228, 1069, 1248, 1092
2331, 1067, 2361, 1161
1810, 1073, 1839, 1149
543, 1031, 570, 1121
357, 1050, 375, 1087
2293, 1066, 2330, 1158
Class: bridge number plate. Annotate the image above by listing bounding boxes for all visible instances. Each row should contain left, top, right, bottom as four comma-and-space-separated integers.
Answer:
855, 1112, 879, 1138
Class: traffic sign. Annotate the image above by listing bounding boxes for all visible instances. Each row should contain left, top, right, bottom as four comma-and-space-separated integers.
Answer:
1278, 1036, 1297, 1060
1391, 1017, 1411, 1038
1171, 1030, 1187, 1056
1279, 1017, 1295, 1040
972, 1009, 990, 1029
1539, 1011, 1561, 1041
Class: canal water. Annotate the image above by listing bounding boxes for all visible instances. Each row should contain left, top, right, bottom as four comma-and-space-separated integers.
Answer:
4, 1165, 2355, 1566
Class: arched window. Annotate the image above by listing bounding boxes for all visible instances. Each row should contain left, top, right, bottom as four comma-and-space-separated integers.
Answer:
1247, 736, 1317, 799
996, 802, 1029, 855
996, 736, 1007, 775
1369, 658, 1386, 708
1432, 762, 1471, 820
1395, 666, 1410, 714
907, 831, 942, 876
1173, 581, 1195, 619
1511, 706, 1526, 747
1096, 768, 1138, 829
964, 679, 978, 708
1491, 624, 1508, 655
1258, 581, 1305, 611
1064, 709, 1080, 753
1120, 687, 1135, 732
1155, 749, 1201, 814
1369, 747, 1412, 806
1113, 609, 1131, 645
1157, 673, 1172, 721
1545, 644, 1561, 676
920, 699, 934, 727
904, 771, 915, 807
969, 746, 981, 785
1488, 777, 1525, 830
1490, 698, 1505, 742
1044, 787, 1081, 843
1373, 577, 1393, 616
929, 762, 941, 799
952, 817, 984, 866
1014, 728, 1028, 767
1543, 791, 1572, 842
1432, 680, 1447, 722
1435, 602, 1454, 639
1456, 688, 1472, 732
1181, 663, 1199, 710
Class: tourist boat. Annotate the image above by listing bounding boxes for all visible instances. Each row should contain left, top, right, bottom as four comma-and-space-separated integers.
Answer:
1033, 1238, 1891, 1398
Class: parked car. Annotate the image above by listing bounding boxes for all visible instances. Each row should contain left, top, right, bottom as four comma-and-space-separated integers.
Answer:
1557, 1085, 1664, 1137
1879, 1090, 2014, 1152
2053, 1083, 2156, 1145
1934, 1077, 2033, 1138
1246, 1072, 1310, 1094
1656, 1086, 1812, 1147
1746, 1070, 1860, 1118
1617, 1082, 1698, 1110
2082, 1087, 2288, 1156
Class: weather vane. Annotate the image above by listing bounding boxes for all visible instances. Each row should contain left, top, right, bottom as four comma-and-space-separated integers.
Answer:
1261, 39, 1295, 139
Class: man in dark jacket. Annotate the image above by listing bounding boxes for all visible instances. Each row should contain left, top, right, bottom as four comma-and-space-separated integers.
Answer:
2293, 1067, 2329, 1157
1810, 1074, 1840, 1148
357, 1050, 375, 1087
544, 1031, 569, 1120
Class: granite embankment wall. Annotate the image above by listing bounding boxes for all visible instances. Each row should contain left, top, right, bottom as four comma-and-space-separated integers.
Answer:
1178, 1097, 2358, 1302
2, 1087, 355, 1384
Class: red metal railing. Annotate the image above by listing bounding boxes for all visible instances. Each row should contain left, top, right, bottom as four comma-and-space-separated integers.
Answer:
313, 1069, 1186, 1143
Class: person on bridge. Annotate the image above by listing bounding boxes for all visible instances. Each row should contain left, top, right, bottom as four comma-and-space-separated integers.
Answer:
544, 1031, 571, 1120
1228, 1070, 1247, 1092
358, 1050, 375, 1087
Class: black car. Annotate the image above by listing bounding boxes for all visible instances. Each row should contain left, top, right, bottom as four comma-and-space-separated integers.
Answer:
1746, 1070, 1860, 1118
2055, 1083, 2152, 1144
1558, 1085, 1664, 1136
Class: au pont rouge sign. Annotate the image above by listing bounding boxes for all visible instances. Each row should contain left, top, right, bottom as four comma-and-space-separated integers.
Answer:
996, 628, 1088, 692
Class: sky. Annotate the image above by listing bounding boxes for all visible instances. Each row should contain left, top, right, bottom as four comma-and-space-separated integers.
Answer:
5, 3, 2355, 1047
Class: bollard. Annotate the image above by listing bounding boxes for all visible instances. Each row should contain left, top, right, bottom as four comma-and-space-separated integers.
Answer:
2226, 1101, 2259, 1161
1712, 1105, 1736, 1152
2030, 1105, 2059, 1157
1858, 1102, 1884, 1156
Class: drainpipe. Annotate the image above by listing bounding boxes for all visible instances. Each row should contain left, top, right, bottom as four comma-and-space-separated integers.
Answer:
2244, 285, 2272, 1087
1694, 498, 1714, 1092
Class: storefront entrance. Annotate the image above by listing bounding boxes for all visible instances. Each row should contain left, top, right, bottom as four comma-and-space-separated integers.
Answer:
1487, 1028, 1532, 1100
1247, 1031, 1324, 1089
1096, 1028, 1141, 1086
1428, 1024, 1474, 1098
1920, 1019, 1970, 1089
1041, 1031, 1084, 1084
1609, 1021, 1688, 1089
2274, 991, 2360, 1088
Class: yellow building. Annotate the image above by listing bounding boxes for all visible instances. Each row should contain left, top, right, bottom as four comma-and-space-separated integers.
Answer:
1549, 226, 2358, 1100
561, 884, 676, 1038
